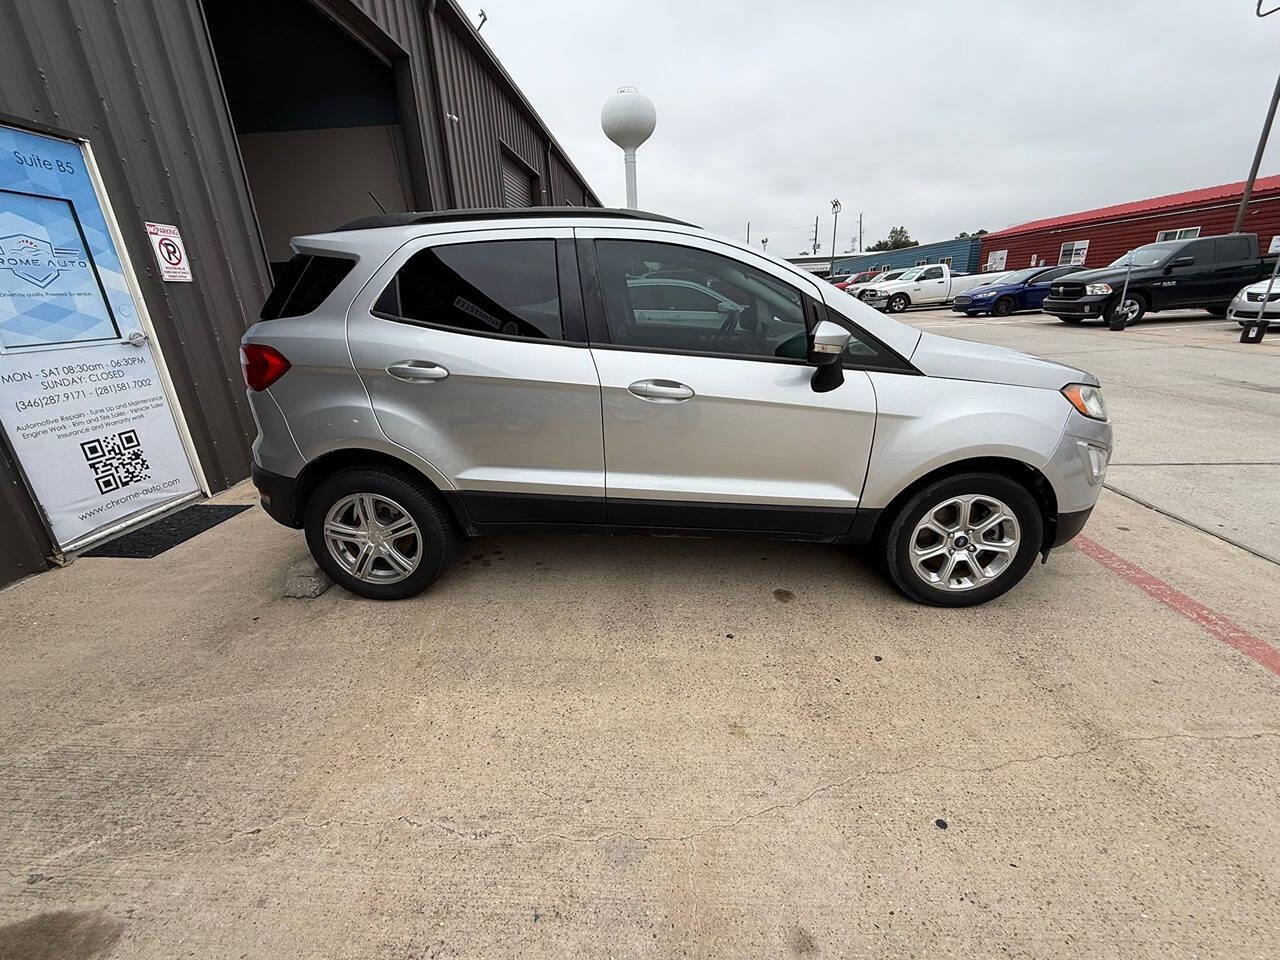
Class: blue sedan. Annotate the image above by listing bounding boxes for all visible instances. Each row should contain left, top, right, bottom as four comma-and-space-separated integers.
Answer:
952, 264, 1085, 317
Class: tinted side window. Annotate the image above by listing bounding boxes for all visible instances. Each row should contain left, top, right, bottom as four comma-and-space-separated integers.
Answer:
1033, 266, 1077, 284
374, 240, 562, 340
1218, 236, 1252, 262
595, 240, 807, 360
261, 254, 355, 320
919, 266, 944, 280
1181, 239, 1218, 265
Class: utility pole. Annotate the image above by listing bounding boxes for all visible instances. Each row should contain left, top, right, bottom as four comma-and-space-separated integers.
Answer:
1233, 65, 1280, 234
746, 221, 750, 244
811, 215, 820, 256
830, 199, 841, 274
858, 212, 864, 253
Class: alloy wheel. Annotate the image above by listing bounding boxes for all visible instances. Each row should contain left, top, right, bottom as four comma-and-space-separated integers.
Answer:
1115, 297, 1142, 323
908, 494, 1021, 592
323, 493, 423, 584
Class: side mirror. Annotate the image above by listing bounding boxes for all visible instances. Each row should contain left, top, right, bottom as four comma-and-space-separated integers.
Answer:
1171, 255, 1195, 268
808, 319, 849, 394
807, 319, 850, 366
716, 301, 735, 315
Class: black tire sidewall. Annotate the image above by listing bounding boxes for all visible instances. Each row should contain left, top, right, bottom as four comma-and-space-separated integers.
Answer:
882, 473, 1044, 607
890, 294, 909, 313
304, 468, 454, 600
992, 297, 1014, 316
1110, 293, 1145, 325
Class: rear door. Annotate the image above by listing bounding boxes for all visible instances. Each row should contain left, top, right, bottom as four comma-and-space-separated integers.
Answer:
1211, 235, 1258, 305
577, 228, 878, 536
346, 228, 605, 523
1024, 265, 1077, 308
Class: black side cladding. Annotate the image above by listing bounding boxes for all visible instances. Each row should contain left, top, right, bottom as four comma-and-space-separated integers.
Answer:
259, 255, 356, 320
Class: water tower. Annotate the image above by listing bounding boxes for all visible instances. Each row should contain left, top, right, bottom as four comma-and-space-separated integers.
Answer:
601, 86, 656, 209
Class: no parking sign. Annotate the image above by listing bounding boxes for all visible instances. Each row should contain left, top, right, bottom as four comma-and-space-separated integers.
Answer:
144, 221, 192, 282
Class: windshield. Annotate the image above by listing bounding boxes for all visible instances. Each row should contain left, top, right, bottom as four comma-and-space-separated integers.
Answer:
1109, 242, 1181, 267
897, 267, 924, 281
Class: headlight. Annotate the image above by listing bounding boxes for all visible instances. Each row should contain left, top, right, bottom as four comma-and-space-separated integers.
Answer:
1085, 283, 1113, 296
1061, 382, 1107, 421
972, 289, 997, 299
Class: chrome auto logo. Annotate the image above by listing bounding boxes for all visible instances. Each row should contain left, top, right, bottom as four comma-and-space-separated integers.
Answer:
0, 233, 86, 288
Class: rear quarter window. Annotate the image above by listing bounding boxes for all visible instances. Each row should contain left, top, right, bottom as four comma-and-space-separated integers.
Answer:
260, 254, 356, 320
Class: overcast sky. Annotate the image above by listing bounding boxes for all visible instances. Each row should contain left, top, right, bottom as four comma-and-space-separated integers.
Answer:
474, 0, 1280, 259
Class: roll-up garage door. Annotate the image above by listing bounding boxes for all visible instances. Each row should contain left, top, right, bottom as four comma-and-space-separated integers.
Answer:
501, 155, 534, 207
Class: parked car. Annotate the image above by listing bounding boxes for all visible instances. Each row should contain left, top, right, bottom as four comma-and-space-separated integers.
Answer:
952, 265, 1085, 317
1042, 233, 1279, 324
835, 269, 879, 291
846, 268, 907, 300
863, 264, 1010, 312
827, 274, 851, 286
242, 207, 1111, 607
1226, 276, 1280, 327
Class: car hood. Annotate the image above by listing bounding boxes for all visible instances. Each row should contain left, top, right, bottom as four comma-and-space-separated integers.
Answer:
961, 282, 1020, 298
1239, 277, 1280, 295
1052, 266, 1124, 284
909, 331, 1098, 389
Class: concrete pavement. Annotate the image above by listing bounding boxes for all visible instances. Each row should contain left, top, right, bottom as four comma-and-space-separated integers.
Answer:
2, 309, 1279, 958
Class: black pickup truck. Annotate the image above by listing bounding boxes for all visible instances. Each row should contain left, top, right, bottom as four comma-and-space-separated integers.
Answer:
1042, 232, 1279, 324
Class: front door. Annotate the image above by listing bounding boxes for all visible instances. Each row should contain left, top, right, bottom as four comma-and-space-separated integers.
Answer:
0, 124, 202, 551
912, 265, 948, 303
345, 228, 605, 523
580, 231, 877, 536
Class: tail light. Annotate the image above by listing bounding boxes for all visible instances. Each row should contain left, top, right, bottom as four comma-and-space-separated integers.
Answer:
240, 344, 290, 391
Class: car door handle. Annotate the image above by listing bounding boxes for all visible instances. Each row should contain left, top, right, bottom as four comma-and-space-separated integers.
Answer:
628, 378, 694, 402
387, 360, 449, 382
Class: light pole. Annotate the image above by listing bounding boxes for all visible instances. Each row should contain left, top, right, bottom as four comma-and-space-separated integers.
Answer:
761, 237, 769, 252
830, 199, 841, 276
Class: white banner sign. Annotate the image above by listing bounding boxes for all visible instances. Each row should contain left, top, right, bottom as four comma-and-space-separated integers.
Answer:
0, 123, 199, 548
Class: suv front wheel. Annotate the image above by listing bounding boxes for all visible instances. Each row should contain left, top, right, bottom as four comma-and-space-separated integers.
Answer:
304, 467, 457, 600
880, 473, 1043, 606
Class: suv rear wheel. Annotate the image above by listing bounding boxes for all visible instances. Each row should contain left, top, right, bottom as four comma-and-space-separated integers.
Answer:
880, 473, 1043, 606
305, 467, 456, 600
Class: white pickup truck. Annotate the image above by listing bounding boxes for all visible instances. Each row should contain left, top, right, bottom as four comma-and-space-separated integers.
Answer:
862, 264, 1009, 313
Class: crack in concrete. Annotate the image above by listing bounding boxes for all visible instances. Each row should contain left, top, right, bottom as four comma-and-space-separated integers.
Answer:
10, 730, 1277, 885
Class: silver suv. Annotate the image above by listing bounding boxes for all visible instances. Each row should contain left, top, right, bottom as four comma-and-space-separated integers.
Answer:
241, 208, 1111, 606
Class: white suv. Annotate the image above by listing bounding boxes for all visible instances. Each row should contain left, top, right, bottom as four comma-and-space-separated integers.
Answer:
241, 208, 1111, 606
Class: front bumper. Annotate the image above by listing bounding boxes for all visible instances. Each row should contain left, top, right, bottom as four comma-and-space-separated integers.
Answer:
952, 295, 996, 314
1228, 302, 1280, 323
1042, 407, 1112, 518
1043, 294, 1109, 318
251, 463, 302, 528
862, 294, 888, 310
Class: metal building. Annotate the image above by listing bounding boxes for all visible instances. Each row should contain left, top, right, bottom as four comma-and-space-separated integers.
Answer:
977, 175, 1280, 272
832, 235, 986, 277
0, 0, 598, 587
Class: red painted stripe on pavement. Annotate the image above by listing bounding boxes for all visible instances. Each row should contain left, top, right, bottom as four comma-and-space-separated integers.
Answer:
1075, 536, 1280, 678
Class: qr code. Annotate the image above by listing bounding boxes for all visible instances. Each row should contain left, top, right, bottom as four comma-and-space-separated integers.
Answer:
80, 429, 151, 495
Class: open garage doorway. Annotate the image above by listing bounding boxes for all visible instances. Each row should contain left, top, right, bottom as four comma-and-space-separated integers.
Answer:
202, 0, 418, 278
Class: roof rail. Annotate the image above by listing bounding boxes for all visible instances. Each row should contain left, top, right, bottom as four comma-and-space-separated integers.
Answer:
336, 207, 697, 232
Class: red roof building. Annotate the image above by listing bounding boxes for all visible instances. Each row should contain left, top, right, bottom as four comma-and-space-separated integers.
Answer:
977, 174, 1280, 272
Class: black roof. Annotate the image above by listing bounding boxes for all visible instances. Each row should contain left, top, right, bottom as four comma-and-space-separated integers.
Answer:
336, 207, 697, 232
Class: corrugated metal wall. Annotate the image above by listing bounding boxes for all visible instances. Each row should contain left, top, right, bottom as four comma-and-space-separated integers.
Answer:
0, 0, 598, 586
0, 0, 271, 583
978, 192, 1280, 272
833, 236, 983, 275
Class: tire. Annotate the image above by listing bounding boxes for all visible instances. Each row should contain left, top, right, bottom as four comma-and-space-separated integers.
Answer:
1108, 292, 1146, 326
304, 467, 457, 600
879, 472, 1043, 607
991, 297, 1015, 317
888, 293, 910, 313
1057, 315, 1084, 325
